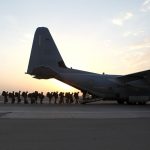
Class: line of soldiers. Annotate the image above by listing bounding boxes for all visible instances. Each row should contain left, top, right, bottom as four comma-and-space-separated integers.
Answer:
1, 91, 80, 104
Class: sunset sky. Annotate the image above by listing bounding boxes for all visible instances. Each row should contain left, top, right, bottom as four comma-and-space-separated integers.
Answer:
0, 0, 150, 93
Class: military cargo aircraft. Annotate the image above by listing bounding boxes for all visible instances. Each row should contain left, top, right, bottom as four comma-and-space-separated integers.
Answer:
27, 27, 150, 104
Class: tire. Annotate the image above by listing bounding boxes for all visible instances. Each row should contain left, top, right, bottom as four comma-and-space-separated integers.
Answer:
117, 99, 124, 104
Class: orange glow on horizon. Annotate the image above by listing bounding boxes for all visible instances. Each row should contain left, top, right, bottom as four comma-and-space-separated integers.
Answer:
20, 77, 79, 94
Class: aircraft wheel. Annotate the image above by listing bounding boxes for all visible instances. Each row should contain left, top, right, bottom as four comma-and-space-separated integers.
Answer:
117, 99, 124, 104
126, 100, 135, 105
138, 101, 146, 105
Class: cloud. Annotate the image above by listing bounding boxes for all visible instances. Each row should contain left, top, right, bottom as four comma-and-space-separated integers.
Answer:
121, 35, 150, 70
125, 49, 150, 71
141, 0, 150, 12
117, 39, 150, 72
119, 49, 150, 72
123, 30, 144, 37
129, 40, 150, 50
112, 12, 133, 26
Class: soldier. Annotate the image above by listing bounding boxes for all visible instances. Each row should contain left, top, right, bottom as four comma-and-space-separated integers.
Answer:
46, 92, 53, 104
39, 92, 44, 104
34, 91, 39, 104
28, 93, 34, 104
70, 93, 74, 104
53, 92, 58, 104
59, 92, 64, 104
2, 91, 8, 104
9, 91, 15, 104
15, 91, 21, 103
22, 91, 28, 104
74, 92, 79, 104
65, 92, 69, 104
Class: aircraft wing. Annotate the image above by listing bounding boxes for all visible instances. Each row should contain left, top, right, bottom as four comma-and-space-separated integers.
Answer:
117, 70, 150, 83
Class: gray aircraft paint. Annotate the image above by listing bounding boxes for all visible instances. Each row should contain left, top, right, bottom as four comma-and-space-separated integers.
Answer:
27, 27, 150, 102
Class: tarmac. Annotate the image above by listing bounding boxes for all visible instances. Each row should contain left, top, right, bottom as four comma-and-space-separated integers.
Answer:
0, 103, 150, 150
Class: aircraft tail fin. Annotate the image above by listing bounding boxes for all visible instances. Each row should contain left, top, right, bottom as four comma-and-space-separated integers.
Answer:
27, 27, 67, 79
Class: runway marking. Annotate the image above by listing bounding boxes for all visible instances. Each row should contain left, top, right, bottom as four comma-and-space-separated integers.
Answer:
0, 110, 150, 119
0, 104, 150, 119
0, 112, 11, 117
